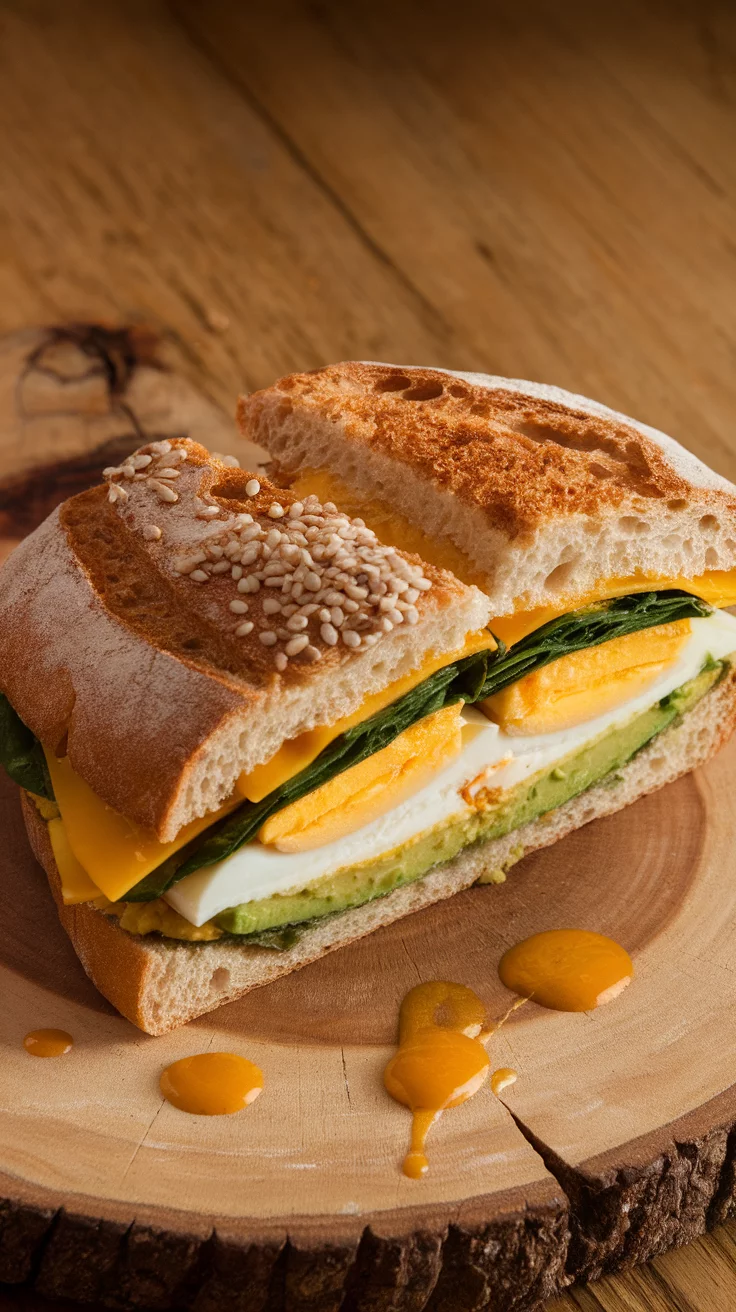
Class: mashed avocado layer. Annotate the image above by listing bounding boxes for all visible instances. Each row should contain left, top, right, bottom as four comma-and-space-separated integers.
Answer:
214, 660, 723, 937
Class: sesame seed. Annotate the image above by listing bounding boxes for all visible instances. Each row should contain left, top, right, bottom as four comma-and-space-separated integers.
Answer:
321, 622, 338, 645
298, 603, 320, 616
345, 583, 368, 601
259, 630, 277, 646
269, 503, 285, 519
342, 630, 361, 648
162, 448, 185, 465
343, 598, 360, 613
221, 454, 240, 468
229, 599, 250, 614
404, 587, 419, 604
242, 576, 261, 593
405, 606, 419, 624
197, 505, 220, 519
266, 529, 282, 549
318, 608, 331, 622
231, 565, 243, 580
286, 615, 308, 631
173, 556, 199, 574
240, 545, 260, 566
386, 608, 404, 624
190, 569, 209, 583
304, 571, 321, 592
275, 652, 288, 671
330, 607, 345, 626
415, 577, 432, 591
157, 467, 181, 480
276, 628, 291, 641
120, 463, 136, 478
207, 543, 224, 559
235, 621, 254, 636
304, 645, 322, 662
211, 560, 230, 573
263, 599, 282, 615
108, 483, 129, 503
236, 580, 252, 595
148, 479, 178, 503
103, 466, 122, 478
323, 502, 338, 514
285, 634, 309, 656
132, 453, 153, 469
381, 618, 394, 632
150, 440, 172, 455
142, 524, 162, 541
245, 479, 261, 497
289, 501, 304, 518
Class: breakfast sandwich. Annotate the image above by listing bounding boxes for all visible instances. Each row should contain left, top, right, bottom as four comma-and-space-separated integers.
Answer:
4, 372, 736, 1034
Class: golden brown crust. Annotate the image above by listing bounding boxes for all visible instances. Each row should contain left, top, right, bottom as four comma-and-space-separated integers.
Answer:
239, 363, 736, 538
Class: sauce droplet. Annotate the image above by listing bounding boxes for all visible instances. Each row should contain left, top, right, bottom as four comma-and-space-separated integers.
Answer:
491, 1067, 517, 1096
498, 929, 633, 1011
23, 1028, 73, 1058
160, 1052, 263, 1115
384, 981, 490, 1179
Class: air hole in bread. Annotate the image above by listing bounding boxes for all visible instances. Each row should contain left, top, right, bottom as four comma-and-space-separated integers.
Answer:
705, 547, 719, 568
700, 514, 719, 533
211, 967, 231, 992
668, 499, 688, 511
373, 374, 412, 393
618, 516, 650, 535
544, 560, 580, 593
181, 637, 202, 651
402, 383, 445, 402
210, 472, 252, 501
448, 384, 469, 398
589, 462, 613, 479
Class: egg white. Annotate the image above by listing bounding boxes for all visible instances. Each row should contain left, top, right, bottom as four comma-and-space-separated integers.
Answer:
166, 611, 736, 926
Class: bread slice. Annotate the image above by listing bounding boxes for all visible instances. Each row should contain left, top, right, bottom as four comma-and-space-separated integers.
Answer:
0, 438, 489, 840
238, 364, 736, 616
22, 663, 736, 1035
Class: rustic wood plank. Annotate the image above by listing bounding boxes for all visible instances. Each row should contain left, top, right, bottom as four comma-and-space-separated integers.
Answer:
172, 0, 736, 481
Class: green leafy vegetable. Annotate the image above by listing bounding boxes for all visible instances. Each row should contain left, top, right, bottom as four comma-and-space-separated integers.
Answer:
478, 590, 711, 700
0, 694, 52, 799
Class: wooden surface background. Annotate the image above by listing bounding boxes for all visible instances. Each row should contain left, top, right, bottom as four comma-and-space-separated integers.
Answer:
1, 0, 735, 1307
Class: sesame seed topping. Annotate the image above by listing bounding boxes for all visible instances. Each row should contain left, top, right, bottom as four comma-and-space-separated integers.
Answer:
148, 479, 179, 503
103, 442, 435, 670
220, 454, 241, 468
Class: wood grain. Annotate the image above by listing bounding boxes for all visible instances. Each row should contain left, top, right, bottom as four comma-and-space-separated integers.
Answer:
1, 1, 736, 1307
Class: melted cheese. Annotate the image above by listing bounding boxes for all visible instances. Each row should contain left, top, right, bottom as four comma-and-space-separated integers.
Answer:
237, 629, 496, 802
47, 816, 101, 905
292, 470, 736, 647
482, 620, 691, 735
44, 752, 240, 903
259, 703, 463, 852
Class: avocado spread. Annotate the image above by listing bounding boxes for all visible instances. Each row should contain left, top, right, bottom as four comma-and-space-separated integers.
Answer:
213, 659, 723, 938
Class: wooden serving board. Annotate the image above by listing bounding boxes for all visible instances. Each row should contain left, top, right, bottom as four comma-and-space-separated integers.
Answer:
3, 326, 736, 1311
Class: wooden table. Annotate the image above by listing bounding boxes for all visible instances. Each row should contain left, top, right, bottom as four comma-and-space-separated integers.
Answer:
1, 1, 736, 1307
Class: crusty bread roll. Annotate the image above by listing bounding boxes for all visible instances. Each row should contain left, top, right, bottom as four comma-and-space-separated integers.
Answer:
238, 364, 736, 615
22, 662, 736, 1034
0, 439, 490, 840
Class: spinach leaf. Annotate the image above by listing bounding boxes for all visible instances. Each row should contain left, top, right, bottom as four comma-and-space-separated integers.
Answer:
0, 694, 53, 799
478, 590, 711, 700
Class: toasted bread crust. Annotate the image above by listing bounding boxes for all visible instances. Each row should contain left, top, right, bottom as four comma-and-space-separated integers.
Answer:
0, 439, 489, 839
240, 363, 736, 537
22, 662, 736, 1034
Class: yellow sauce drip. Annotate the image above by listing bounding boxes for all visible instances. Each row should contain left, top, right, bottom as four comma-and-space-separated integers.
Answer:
383, 981, 490, 1178
23, 1028, 73, 1058
498, 929, 633, 1011
491, 1067, 518, 1096
160, 1052, 264, 1116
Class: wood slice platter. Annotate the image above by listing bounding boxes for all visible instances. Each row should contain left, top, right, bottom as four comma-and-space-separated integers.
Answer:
2, 327, 736, 1312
